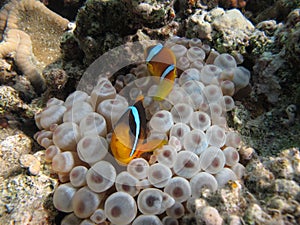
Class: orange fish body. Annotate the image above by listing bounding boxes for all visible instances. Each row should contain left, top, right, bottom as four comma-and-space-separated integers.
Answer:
110, 97, 166, 165
146, 44, 177, 101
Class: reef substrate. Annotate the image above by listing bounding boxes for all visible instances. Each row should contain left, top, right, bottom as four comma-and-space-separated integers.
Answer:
0, 0, 69, 94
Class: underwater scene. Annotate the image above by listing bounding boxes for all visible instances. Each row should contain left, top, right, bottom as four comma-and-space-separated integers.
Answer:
0, 0, 300, 224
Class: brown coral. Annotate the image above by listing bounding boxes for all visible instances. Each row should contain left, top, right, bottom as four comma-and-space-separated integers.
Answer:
0, 0, 69, 94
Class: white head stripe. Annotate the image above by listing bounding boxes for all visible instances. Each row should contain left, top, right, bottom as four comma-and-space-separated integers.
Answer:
146, 43, 163, 63
128, 106, 141, 157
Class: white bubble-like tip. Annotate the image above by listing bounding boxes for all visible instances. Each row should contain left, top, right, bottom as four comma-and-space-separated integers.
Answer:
148, 163, 172, 188
72, 186, 100, 219
104, 192, 137, 225
127, 158, 150, 180
115, 171, 139, 197
132, 215, 162, 225
137, 188, 164, 215
190, 172, 218, 197
173, 151, 200, 178
86, 161, 116, 193
164, 176, 191, 203
199, 146, 225, 174
53, 183, 77, 213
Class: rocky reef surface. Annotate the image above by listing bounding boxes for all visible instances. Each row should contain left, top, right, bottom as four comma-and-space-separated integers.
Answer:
0, 0, 299, 224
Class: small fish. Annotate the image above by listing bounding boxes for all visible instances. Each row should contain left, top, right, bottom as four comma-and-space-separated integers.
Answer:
145, 43, 177, 101
223, 0, 247, 9
233, 0, 247, 9
110, 96, 166, 164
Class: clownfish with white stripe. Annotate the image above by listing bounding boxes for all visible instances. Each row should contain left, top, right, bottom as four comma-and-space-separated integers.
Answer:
110, 95, 166, 165
145, 43, 177, 101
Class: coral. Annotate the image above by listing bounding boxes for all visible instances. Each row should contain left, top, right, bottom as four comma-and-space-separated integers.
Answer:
282, 104, 297, 127
264, 148, 300, 183
43, 68, 68, 93
0, 124, 58, 224
256, 20, 278, 36
184, 7, 255, 53
196, 206, 223, 225
185, 12, 213, 40
224, 6, 300, 163
0, 165, 58, 224
0, 58, 17, 84
72, 0, 176, 64
60, 31, 83, 61
247, 0, 300, 23
0, 85, 40, 121
278, 9, 300, 66
123, 0, 175, 28
247, 9, 300, 106
1, 27, 61, 94
0, 133, 32, 178
0, 86, 27, 114
211, 8, 255, 53
0, 0, 69, 94
230, 6, 299, 158
73, 0, 136, 63
173, 0, 247, 18
241, 148, 300, 225
19, 153, 41, 175
251, 52, 283, 104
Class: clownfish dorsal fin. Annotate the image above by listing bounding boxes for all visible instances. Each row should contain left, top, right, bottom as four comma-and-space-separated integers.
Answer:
146, 43, 163, 63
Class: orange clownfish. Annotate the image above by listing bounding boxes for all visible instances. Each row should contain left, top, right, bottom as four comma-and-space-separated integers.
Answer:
146, 43, 177, 101
110, 96, 166, 165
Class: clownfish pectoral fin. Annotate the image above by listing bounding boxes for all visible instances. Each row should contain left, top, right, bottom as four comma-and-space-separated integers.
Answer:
114, 154, 135, 165
153, 78, 175, 101
137, 139, 167, 153
110, 123, 132, 158
146, 62, 155, 76
153, 63, 176, 101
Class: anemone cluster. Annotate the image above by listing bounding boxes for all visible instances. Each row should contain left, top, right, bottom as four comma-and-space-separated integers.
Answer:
34, 37, 251, 225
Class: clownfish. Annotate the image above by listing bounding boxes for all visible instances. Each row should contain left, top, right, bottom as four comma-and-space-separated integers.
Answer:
110, 96, 166, 165
145, 43, 177, 101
